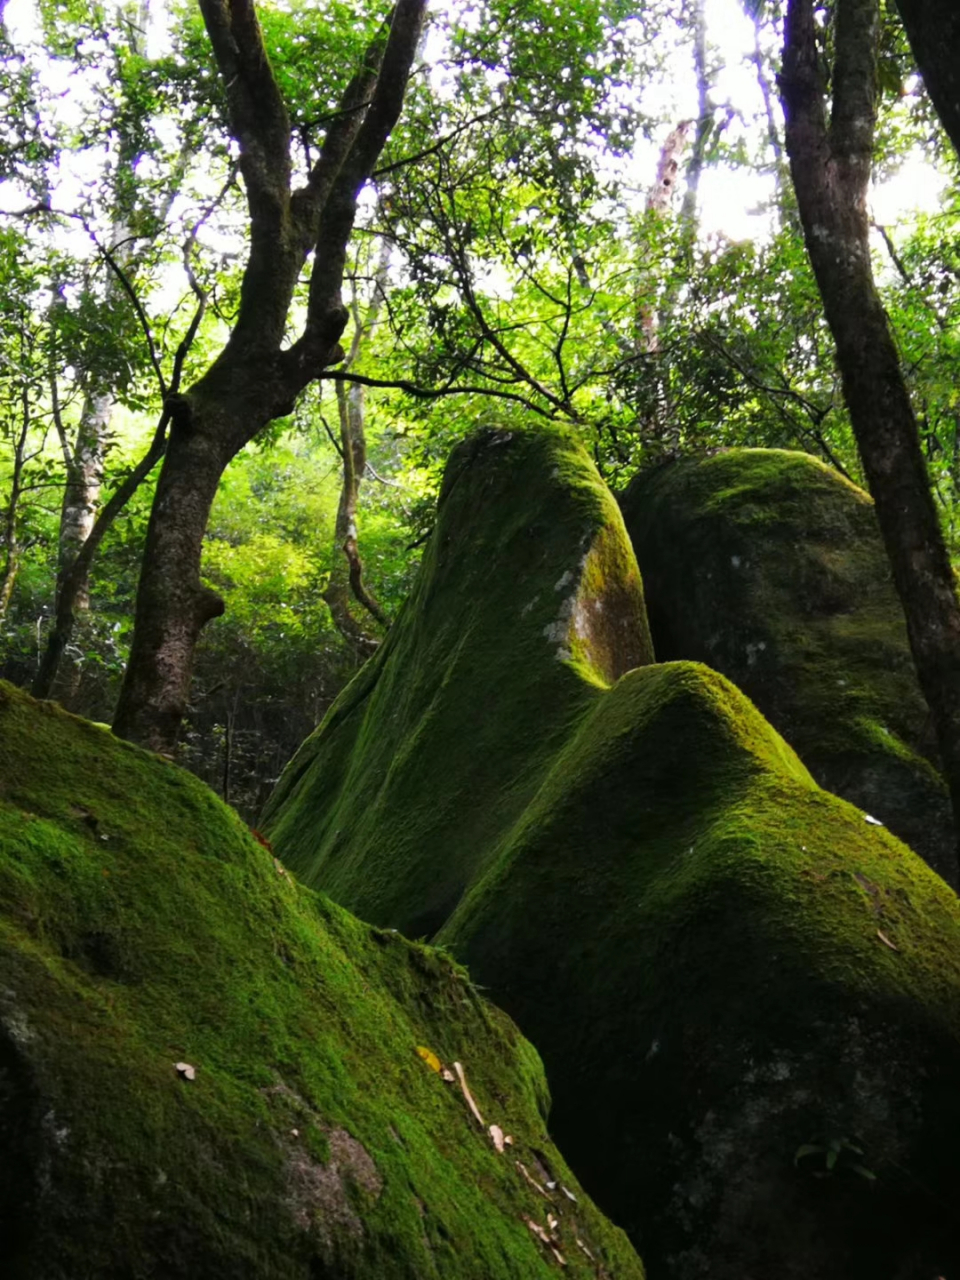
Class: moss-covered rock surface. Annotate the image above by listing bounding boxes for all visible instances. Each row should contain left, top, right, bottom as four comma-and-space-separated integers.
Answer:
0, 681, 644, 1279
268, 428, 960, 1280
620, 449, 956, 885
440, 660, 960, 1279
263, 427, 653, 936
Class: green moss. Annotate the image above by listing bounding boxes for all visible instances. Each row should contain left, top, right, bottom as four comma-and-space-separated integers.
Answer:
0, 681, 643, 1279
438, 661, 960, 1279
620, 449, 956, 884
264, 427, 654, 937
263, 432, 960, 1278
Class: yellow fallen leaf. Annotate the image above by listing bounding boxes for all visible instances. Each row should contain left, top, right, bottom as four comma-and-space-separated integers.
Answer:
415, 1046, 443, 1073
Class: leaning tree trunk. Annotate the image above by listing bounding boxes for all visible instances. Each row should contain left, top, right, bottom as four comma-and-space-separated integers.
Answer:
40, 0, 154, 704
894, 0, 960, 157
781, 0, 960, 881
112, 0, 426, 753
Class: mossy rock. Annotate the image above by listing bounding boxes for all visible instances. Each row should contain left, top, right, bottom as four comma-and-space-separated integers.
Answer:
439, 660, 960, 1279
0, 681, 644, 1279
619, 449, 956, 885
267, 428, 960, 1278
263, 427, 654, 936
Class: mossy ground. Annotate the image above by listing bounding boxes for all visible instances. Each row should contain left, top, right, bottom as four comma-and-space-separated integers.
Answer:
0, 681, 644, 1279
264, 427, 653, 937
620, 449, 956, 884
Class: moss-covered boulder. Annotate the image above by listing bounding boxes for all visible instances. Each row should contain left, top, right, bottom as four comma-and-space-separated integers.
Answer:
619, 449, 956, 885
267, 428, 960, 1279
0, 682, 644, 1279
439, 661, 960, 1279
263, 427, 653, 936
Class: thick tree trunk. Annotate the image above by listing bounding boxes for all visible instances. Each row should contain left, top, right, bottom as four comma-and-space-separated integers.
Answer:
894, 0, 960, 156
111, 0, 425, 754
111, 390, 252, 750
782, 0, 960, 881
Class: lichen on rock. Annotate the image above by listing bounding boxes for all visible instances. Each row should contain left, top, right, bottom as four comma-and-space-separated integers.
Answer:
0, 680, 643, 1279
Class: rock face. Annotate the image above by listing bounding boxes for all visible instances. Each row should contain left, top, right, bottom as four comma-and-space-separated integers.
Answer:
619, 449, 956, 886
267, 428, 960, 1280
263, 428, 654, 937
0, 681, 644, 1279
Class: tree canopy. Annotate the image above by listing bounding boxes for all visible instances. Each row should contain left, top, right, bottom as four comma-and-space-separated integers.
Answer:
2, 0, 960, 821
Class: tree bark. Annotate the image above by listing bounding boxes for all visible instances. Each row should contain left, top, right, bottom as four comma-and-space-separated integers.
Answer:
324, 241, 391, 652
894, 0, 960, 157
0, 329, 37, 624
112, 0, 426, 753
781, 0, 960, 882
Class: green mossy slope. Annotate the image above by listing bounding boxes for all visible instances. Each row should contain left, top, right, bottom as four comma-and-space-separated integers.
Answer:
439, 661, 960, 1280
263, 428, 653, 936
0, 681, 644, 1279
265, 429, 960, 1279
619, 449, 956, 884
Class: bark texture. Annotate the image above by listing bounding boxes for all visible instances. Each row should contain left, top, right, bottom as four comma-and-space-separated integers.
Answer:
781, 0, 960, 880
112, 0, 426, 753
894, 0, 960, 157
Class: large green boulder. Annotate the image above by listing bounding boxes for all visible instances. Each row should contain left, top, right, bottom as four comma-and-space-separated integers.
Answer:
263, 427, 654, 936
439, 660, 960, 1279
267, 428, 960, 1279
0, 681, 644, 1279
619, 449, 956, 885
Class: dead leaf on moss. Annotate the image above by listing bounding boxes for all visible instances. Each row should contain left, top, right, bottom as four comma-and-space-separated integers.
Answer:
547, 1212, 559, 1232
576, 1237, 594, 1260
489, 1123, 505, 1153
174, 1061, 196, 1081
560, 1185, 578, 1203
550, 1245, 567, 1266
863, 813, 884, 826
441, 1067, 456, 1083
523, 1215, 551, 1244
877, 930, 899, 952
415, 1046, 443, 1074
453, 1061, 485, 1126
516, 1160, 550, 1198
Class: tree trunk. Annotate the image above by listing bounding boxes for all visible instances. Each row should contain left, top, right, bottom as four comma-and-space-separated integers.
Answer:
0, 351, 34, 625
40, 0, 152, 701
111, 394, 244, 750
781, 0, 960, 882
109, 0, 426, 754
894, 0, 960, 156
